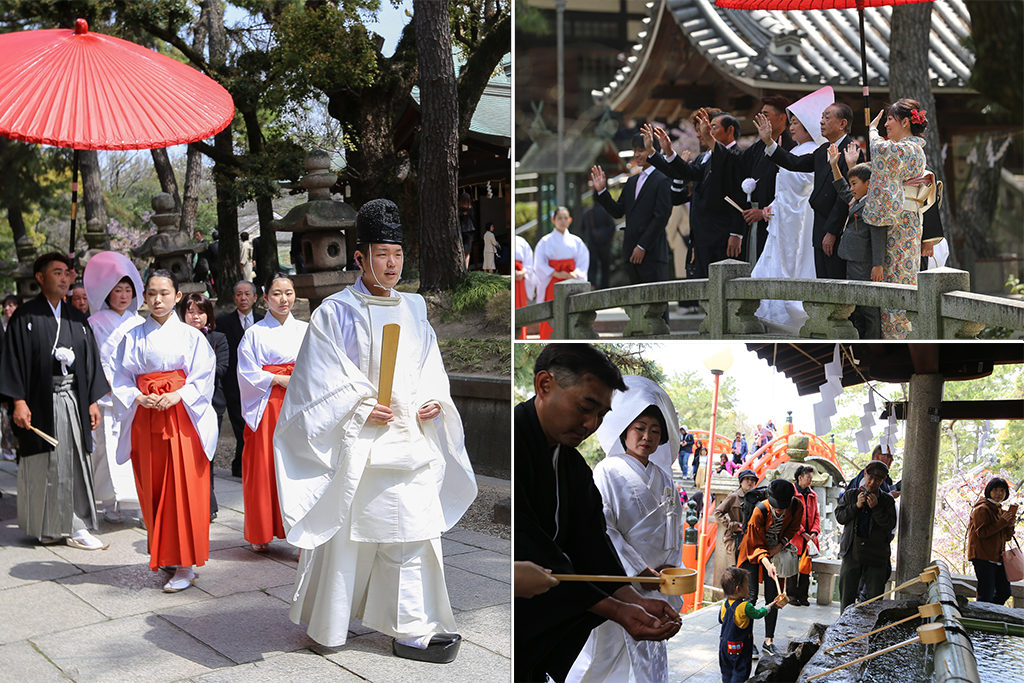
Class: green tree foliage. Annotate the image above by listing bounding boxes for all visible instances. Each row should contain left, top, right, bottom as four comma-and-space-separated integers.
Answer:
963, 0, 1024, 126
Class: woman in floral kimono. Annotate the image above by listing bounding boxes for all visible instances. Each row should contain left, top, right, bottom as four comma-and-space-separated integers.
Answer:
862, 98, 928, 339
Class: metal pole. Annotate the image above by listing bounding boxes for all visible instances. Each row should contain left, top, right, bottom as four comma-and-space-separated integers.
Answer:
555, 0, 567, 205
695, 369, 723, 609
858, 1, 871, 162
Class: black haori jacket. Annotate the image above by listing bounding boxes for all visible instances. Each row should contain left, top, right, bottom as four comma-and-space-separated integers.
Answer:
0, 295, 108, 454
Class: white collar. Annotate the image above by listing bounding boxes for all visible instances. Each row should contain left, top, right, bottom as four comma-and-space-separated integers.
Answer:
238, 309, 253, 322
47, 299, 61, 320
354, 276, 399, 299
726, 140, 737, 149
638, 165, 654, 179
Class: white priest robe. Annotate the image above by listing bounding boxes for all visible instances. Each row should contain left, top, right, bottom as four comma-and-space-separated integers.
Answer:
111, 315, 218, 464
532, 228, 589, 304
274, 278, 477, 647
515, 234, 536, 302
88, 308, 143, 507
568, 376, 683, 683
237, 313, 308, 431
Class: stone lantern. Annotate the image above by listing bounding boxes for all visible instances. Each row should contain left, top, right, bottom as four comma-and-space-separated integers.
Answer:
272, 149, 358, 310
12, 235, 40, 299
132, 193, 206, 294
79, 217, 112, 269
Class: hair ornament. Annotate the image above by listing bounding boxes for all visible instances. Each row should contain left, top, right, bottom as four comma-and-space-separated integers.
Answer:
911, 109, 927, 125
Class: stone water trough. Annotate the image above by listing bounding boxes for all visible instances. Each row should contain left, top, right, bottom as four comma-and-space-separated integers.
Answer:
750, 560, 1024, 683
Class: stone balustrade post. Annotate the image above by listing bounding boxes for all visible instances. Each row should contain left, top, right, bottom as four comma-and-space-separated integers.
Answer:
917, 268, 980, 339
552, 280, 593, 339
700, 259, 761, 338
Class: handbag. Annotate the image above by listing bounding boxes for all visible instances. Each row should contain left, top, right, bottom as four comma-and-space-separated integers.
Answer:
1003, 538, 1024, 583
772, 541, 801, 579
798, 547, 812, 575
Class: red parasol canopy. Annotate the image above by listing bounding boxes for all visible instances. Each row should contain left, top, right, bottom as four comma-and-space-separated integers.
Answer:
715, 0, 930, 8
0, 19, 234, 150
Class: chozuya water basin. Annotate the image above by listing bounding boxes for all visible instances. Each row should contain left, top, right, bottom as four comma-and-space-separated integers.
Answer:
797, 560, 1023, 683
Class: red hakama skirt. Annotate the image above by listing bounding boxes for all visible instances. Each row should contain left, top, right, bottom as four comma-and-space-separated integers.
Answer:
241, 363, 292, 545
539, 258, 575, 340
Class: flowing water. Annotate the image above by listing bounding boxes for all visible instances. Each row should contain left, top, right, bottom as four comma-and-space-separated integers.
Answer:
969, 630, 1024, 683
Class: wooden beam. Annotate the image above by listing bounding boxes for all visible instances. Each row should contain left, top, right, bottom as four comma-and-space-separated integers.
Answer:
884, 400, 1024, 421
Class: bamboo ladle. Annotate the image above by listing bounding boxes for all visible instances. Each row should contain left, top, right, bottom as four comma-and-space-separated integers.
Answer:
550, 567, 698, 596
823, 602, 942, 653
857, 567, 939, 608
807, 623, 946, 681
770, 571, 789, 608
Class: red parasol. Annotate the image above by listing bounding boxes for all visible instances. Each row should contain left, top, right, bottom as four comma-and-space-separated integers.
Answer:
715, 0, 932, 160
0, 19, 234, 251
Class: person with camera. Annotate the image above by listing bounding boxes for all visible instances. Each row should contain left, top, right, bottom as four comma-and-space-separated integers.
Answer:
967, 477, 1018, 606
835, 460, 897, 612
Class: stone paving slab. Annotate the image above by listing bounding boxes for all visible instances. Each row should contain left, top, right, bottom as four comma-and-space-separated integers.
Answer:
442, 529, 510, 555
445, 565, 510, 612
0, 640, 70, 683
160, 590, 314, 665
57, 563, 214, 619
445, 549, 511, 584
32, 613, 234, 683
191, 650, 364, 683
210, 508, 246, 533
212, 484, 245, 513
453, 603, 511, 658
207, 520, 253, 552
440, 537, 481, 557
0, 581, 107, 645
46, 527, 151, 573
192, 546, 297, 598
322, 632, 511, 683
0, 542, 83, 590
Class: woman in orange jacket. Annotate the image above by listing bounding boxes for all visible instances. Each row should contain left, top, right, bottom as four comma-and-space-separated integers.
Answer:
967, 477, 1017, 605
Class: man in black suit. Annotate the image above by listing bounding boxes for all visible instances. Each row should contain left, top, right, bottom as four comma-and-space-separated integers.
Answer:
215, 280, 263, 478
731, 96, 795, 262
756, 102, 863, 279
645, 112, 748, 279
590, 135, 673, 287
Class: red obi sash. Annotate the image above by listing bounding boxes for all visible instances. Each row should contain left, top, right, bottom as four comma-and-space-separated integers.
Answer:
540, 258, 575, 340
137, 370, 186, 439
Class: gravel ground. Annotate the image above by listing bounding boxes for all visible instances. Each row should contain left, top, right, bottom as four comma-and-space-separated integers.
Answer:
215, 427, 510, 540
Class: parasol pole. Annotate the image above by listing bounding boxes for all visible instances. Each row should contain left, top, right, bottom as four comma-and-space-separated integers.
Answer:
858, 0, 871, 162
69, 149, 80, 256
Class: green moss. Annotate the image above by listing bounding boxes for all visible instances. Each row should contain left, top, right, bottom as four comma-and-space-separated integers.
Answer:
439, 337, 511, 376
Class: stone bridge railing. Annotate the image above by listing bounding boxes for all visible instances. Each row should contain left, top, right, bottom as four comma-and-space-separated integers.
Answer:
514, 260, 1024, 339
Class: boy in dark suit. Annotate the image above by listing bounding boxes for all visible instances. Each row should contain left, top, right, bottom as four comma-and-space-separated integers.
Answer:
829, 144, 884, 339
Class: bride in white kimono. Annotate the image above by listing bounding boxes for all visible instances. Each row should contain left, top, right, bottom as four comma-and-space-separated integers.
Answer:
567, 375, 682, 683
83, 251, 144, 521
750, 88, 832, 330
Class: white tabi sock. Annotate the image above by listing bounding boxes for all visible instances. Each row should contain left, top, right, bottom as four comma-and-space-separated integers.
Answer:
395, 633, 436, 650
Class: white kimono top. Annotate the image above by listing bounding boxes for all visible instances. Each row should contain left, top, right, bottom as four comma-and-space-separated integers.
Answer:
111, 314, 218, 464
237, 313, 308, 431
274, 278, 477, 549
88, 309, 143, 408
515, 235, 535, 301
532, 228, 589, 303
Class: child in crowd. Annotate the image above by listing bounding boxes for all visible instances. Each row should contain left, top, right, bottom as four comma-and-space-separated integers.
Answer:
829, 143, 885, 339
719, 566, 780, 683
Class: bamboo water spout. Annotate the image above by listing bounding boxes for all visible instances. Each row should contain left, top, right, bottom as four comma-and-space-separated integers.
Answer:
807, 624, 947, 681
823, 602, 942, 653
857, 566, 939, 608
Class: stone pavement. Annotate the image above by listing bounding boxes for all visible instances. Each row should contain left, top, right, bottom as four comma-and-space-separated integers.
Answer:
666, 596, 841, 682
0, 461, 510, 683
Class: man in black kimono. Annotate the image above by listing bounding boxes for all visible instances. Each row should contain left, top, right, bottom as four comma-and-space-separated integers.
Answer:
515, 344, 681, 683
0, 253, 108, 548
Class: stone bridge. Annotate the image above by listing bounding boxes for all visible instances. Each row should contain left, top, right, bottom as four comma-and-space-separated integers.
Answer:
515, 260, 1024, 339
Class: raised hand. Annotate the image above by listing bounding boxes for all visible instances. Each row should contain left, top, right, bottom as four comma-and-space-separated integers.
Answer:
753, 112, 774, 145
870, 109, 884, 129
653, 126, 674, 157
590, 165, 607, 193
640, 123, 656, 156
844, 144, 862, 168
694, 108, 712, 143
679, 149, 693, 162
827, 143, 840, 167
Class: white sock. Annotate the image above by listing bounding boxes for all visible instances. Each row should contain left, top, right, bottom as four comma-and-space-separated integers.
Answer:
395, 633, 435, 650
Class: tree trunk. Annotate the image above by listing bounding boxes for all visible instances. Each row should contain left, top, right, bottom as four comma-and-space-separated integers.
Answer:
179, 3, 210, 237
957, 147, 1005, 259
150, 147, 181, 213
78, 149, 107, 230
241, 107, 279, 281
414, 0, 464, 291
180, 144, 203, 235
208, 0, 241, 298
889, 3, 957, 265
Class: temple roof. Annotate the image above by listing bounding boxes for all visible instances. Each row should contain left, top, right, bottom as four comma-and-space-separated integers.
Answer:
595, 0, 974, 108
